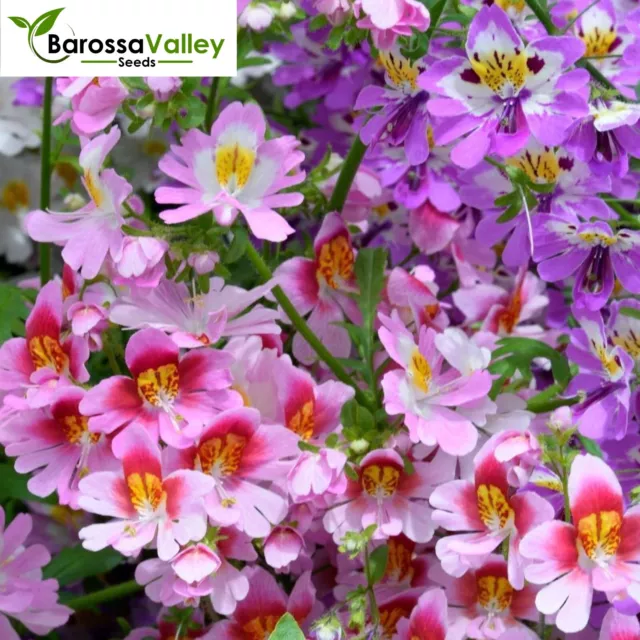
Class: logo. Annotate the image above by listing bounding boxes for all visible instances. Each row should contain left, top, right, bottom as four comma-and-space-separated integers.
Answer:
0, 0, 237, 77
9, 8, 70, 63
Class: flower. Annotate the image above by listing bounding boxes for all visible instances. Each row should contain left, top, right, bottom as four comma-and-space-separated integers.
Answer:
202, 567, 318, 638
78, 424, 214, 560
0, 507, 72, 639
379, 312, 492, 456
238, 2, 275, 31
109, 277, 281, 348
520, 454, 640, 633
430, 437, 554, 589
2, 387, 116, 508
0, 179, 33, 264
395, 588, 448, 640
533, 214, 640, 310
354, 0, 430, 50
26, 127, 132, 279
145, 77, 182, 102
274, 212, 361, 365
323, 447, 455, 543
600, 606, 640, 640
80, 327, 239, 448
167, 407, 299, 538
421, 5, 588, 167
155, 102, 305, 241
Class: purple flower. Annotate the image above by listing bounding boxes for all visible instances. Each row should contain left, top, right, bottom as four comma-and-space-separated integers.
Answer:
420, 5, 589, 168
533, 214, 640, 310
11, 78, 44, 107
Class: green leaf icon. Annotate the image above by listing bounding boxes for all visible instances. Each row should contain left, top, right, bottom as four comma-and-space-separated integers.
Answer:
32, 7, 65, 37
8, 16, 30, 28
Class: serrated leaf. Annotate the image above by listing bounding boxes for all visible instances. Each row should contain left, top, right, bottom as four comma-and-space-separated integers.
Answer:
43, 545, 123, 586
0, 463, 56, 504
32, 8, 65, 37
368, 544, 389, 585
496, 201, 522, 224
9, 16, 29, 28
0, 284, 32, 344
495, 192, 519, 208
269, 613, 305, 640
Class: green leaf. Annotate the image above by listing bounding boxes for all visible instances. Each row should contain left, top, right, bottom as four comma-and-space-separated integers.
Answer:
0, 463, 56, 504
355, 248, 387, 332
43, 545, 123, 587
528, 181, 555, 194
505, 165, 528, 186
224, 228, 248, 264
494, 192, 519, 208
341, 399, 375, 434
9, 16, 29, 28
239, 56, 272, 69
309, 13, 329, 31
496, 201, 523, 224
620, 306, 640, 321
326, 23, 346, 50
368, 544, 389, 585
577, 434, 604, 458
32, 8, 65, 37
269, 613, 305, 640
0, 284, 33, 344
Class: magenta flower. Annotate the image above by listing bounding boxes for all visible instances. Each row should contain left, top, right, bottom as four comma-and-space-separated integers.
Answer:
155, 102, 305, 241
0, 281, 89, 407
533, 214, 640, 310
80, 328, 239, 448
0, 508, 72, 639
78, 424, 214, 560
431, 438, 554, 589
26, 127, 132, 279
55, 77, 128, 137
379, 312, 492, 456
421, 5, 588, 167
323, 447, 455, 543
395, 588, 448, 640
3, 387, 117, 508
135, 527, 257, 615
202, 567, 318, 639
109, 277, 280, 348
168, 407, 299, 538
600, 607, 640, 640
354, 0, 430, 50
275, 212, 361, 364
520, 454, 640, 633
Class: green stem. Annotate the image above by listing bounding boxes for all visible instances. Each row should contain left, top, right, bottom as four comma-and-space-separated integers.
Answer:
364, 547, 380, 627
523, 0, 557, 33
64, 580, 142, 611
103, 331, 122, 375
39, 77, 53, 286
328, 136, 368, 213
562, 468, 571, 523
576, 59, 621, 95
204, 77, 220, 131
425, 0, 450, 44
606, 199, 640, 227
245, 243, 374, 410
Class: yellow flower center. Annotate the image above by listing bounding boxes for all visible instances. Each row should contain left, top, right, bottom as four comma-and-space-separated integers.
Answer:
580, 26, 618, 58
197, 433, 246, 476
215, 143, 255, 193
1, 180, 29, 213
379, 51, 420, 92
60, 414, 99, 445
380, 605, 413, 638
29, 336, 68, 373
136, 364, 180, 406
497, 289, 522, 335
409, 349, 431, 393
84, 170, 104, 208
578, 510, 622, 562
507, 147, 561, 184
127, 472, 165, 514
612, 332, 640, 359
470, 49, 528, 97
385, 538, 414, 583
477, 575, 514, 612
242, 615, 280, 640
316, 235, 354, 289
495, 0, 526, 12
362, 465, 401, 498
477, 484, 514, 530
577, 230, 617, 246
288, 399, 315, 441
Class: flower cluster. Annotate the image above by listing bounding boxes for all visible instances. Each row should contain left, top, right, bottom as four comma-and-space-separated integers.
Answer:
1, 0, 640, 637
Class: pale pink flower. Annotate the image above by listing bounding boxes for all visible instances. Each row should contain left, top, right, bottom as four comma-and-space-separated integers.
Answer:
600, 607, 640, 640
78, 425, 214, 560
145, 77, 182, 102
238, 3, 274, 31
264, 504, 313, 570
313, 0, 352, 25
155, 102, 305, 241
111, 236, 168, 288
355, 0, 430, 50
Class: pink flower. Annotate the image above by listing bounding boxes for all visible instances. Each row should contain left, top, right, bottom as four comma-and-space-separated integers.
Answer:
600, 606, 640, 640
238, 3, 274, 31
264, 504, 313, 569
167, 407, 299, 537
55, 77, 128, 137
274, 212, 361, 365
155, 102, 305, 241
78, 424, 214, 560
379, 312, 492, 456
26, 127, 132, 279
431, 438, 554, 589
323, 447, 454, 543
109, 277, 280, 348
313, 0, 352, 25
135, 527, 256, 615
0, 508, 72, 639
355, 0, 430, 50
145, 77, 182, 102
520, 454, 640, 633
202, 567, 319, 639
432, 555, 538, 640
395, 588, 448, 640
80, 328, 239, 448
111, 236, 168, 288
0, 281, 89, 406
3, 387, 117, 508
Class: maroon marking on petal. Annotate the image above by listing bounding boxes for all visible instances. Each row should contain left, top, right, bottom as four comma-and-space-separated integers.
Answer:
527, 54, 545, 74
609, 35, 622, 53
461, 68, 481, 84
558, 156, 575, 171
